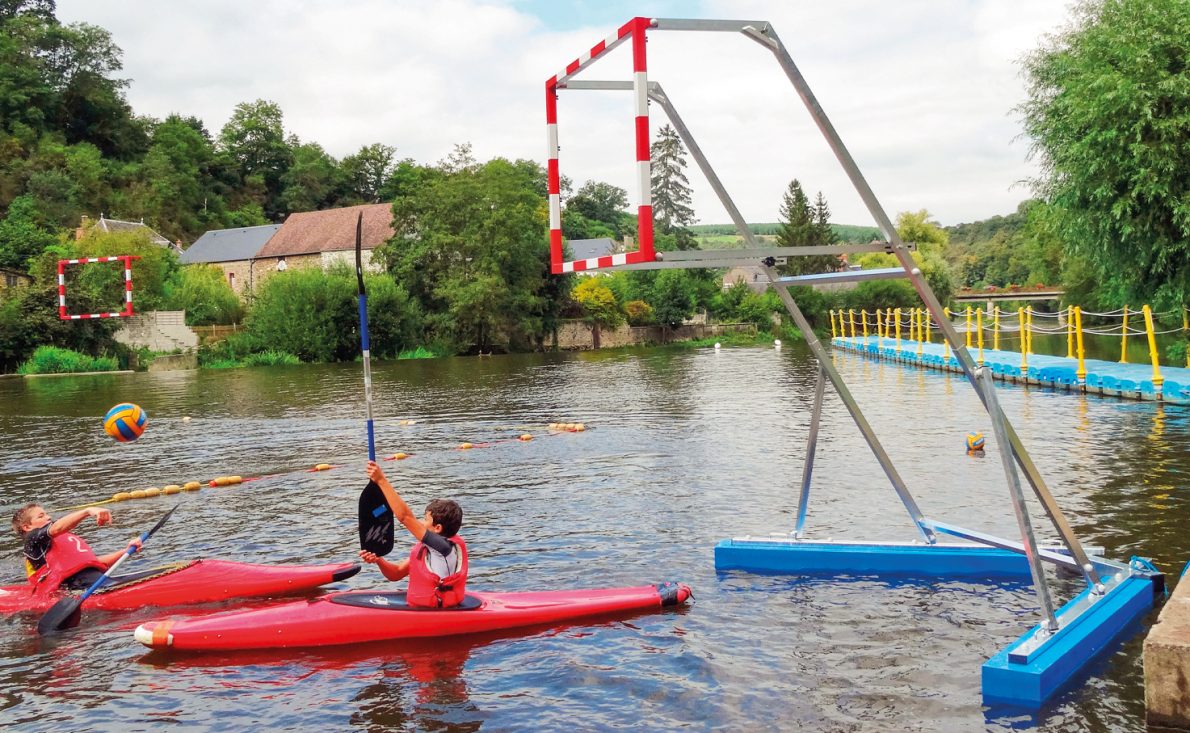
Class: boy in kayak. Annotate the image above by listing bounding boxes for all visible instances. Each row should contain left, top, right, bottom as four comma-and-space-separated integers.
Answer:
11, 504, 143, 592
358, 460, 468, 608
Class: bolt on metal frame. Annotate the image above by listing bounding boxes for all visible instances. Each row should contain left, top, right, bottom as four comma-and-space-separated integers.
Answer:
547, 16, 1137, 638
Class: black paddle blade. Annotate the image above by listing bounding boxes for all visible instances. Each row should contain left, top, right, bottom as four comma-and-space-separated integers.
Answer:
359, 480, 394, 557
36, 596, 82, 635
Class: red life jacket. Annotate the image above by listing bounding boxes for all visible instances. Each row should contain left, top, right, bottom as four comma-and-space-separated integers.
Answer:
27, 531, 106, 597
406, 535, 468, 608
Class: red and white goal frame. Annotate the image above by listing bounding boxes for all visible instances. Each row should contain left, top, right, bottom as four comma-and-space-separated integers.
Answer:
546, 17, 656, 274
57, 256, 140, 320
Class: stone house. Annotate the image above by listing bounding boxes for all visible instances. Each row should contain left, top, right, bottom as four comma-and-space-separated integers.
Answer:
1, 266, 32, 290
722, 265, 769, 293
179, 224, 281, 297
251, 203, 392, 289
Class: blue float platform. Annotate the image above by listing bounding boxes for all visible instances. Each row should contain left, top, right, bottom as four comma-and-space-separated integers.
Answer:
716, 537, 1163, 707
983, 572, 1163, 707
715, 538, 1086, 578
831, 335, 1190, 404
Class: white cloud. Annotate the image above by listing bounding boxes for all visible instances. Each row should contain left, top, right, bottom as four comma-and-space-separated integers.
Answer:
56, 0, 1071, 227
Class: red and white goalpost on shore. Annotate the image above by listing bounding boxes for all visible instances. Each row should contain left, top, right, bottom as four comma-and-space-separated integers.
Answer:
57, 255, 140, 320
543, 16, 1163, 708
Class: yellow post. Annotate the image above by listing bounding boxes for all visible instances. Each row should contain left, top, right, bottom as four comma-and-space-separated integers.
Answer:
1119, 305, 1129, 363
943, 307, 951, 361
916, 310, 924, 359
861, 310, 868, 338
1018, 307, 1028, 374
848, 309, 856, 339
1066, 305, 1074, 358
993, 307, 1001, 351
829, 310, 836, 338
1074, 306, 1087, 384
923, 308, 931, 343
894, 308, 902, 354
965, 306, 973, 348
1025, 306, 1033, 354
976, 308, 984, 365
1142, 305, 1164, 394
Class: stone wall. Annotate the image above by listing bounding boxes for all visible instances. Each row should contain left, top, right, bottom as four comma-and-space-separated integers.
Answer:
250, 253, 322, 293
554, 320, 757, 350
147, 352, 197, 372
114, 311, 198, 352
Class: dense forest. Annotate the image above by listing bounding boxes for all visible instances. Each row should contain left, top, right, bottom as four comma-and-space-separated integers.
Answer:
1, 0, 1186, 373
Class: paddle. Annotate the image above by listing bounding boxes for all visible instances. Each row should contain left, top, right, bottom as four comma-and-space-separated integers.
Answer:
37, 503, 179, 635
355, 211, 394, 557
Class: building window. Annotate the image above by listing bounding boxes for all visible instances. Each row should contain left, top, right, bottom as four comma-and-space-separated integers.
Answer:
228, 272, 236, 289
277, 258, 287, 272
5, 274, 17, 287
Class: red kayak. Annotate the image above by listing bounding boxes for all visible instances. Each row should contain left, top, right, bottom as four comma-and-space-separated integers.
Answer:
0, 560, 360, 614
135, 581, 692, 651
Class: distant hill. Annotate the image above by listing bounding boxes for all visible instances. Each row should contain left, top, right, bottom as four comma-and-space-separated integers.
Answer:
690, 223, 882, 249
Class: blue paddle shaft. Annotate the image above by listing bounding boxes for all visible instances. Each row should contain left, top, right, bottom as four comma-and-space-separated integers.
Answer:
77, 529, 146, 601
358, 293, 375, 461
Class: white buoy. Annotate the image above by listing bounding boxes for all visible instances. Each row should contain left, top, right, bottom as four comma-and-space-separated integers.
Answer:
774, 339, 782, 348
714, 342, 721, 350
182, 416, 191, 423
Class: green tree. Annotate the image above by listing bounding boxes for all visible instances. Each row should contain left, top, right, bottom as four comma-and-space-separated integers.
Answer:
572, 276, 623, 348
0, 194, 57, 269
650, 269, 694, 332
649, 124, 695, 236
776, 179, 838, 275
1020, 0, 1190, 310
376, 155, 550, 353
340, 143, 395, 203
163, 264, 242, 326
567, 180, 628, 238
218, 99, 292, 219
280, 142, 341, 214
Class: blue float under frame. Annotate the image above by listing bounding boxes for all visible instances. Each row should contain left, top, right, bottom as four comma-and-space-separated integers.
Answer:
714, 537, 1163, 707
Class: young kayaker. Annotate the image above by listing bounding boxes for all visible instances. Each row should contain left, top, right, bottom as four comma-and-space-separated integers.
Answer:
11, 504, 143, 592
358, 460, 468, 607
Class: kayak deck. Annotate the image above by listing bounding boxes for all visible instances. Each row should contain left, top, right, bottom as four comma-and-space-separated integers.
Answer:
135, 581, 692, 651
0, 560, 360, 614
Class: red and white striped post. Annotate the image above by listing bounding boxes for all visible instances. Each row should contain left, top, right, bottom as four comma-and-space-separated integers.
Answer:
546, 16, 657, 274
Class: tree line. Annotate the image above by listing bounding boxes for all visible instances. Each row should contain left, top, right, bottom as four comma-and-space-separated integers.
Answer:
1, 0, 1186, 371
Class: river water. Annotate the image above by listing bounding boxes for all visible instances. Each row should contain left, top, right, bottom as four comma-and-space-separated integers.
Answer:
1, 344, 1186, 732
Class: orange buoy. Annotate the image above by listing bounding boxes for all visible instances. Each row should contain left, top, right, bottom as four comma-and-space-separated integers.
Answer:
459, 443, 474, 450
313, 463, 332, 471
112, 492, 132, 502
574, 424, 586, 432
143, 487, 162, 498
130, 489, 147, 499
519, 434, 533, 441
183, 481, 202, 491
391, 452, 409, 460
162, 485, 182, 495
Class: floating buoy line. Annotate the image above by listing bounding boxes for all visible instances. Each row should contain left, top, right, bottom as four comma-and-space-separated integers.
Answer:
58, 421, 592, 511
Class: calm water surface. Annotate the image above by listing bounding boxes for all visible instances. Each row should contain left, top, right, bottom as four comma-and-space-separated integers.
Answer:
1, 344, 1187, 732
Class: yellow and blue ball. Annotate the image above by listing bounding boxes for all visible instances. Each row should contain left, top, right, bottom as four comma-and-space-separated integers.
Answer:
965, 432, 985, 452
104, 402, 146, 442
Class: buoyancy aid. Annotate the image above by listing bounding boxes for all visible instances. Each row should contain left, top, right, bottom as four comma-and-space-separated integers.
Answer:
27, 531, 106, 596
406, 535, 468, 608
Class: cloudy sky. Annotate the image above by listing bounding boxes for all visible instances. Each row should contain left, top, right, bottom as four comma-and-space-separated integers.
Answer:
56, 0, 1071, 228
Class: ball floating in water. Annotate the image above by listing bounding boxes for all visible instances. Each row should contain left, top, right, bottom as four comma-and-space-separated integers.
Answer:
459, 442, 474, 450
390, 452, 409, 460
774, 339, 782, 348
182, 416, 191, 423
966, 432, 986, 452
714, 343, 721, 350
104, 403, 146, 442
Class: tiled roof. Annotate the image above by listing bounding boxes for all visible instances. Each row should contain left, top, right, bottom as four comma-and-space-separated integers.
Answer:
567, 238, 615, 262
255, 204, 394, 258
95, 216, 175, 249
179, 224, 281, 264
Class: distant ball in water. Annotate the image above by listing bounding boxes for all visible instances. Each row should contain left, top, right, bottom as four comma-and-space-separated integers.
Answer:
104, 403, 146, 442
965, 432, 986, 452
774, 339, 782, 348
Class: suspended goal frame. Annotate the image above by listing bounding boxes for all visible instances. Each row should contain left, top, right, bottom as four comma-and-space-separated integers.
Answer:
57, 256, 140, 320
546, 17, 1162, 708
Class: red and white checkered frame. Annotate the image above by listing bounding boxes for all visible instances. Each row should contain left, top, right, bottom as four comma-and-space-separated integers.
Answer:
546, 16, 656, 274
57, 256, 139, 320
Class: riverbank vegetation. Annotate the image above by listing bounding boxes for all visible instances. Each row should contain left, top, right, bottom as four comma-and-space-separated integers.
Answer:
0, 0, 1185, 372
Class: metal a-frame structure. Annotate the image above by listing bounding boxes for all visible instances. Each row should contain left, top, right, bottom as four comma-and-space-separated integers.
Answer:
545, 17, 1162, 707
